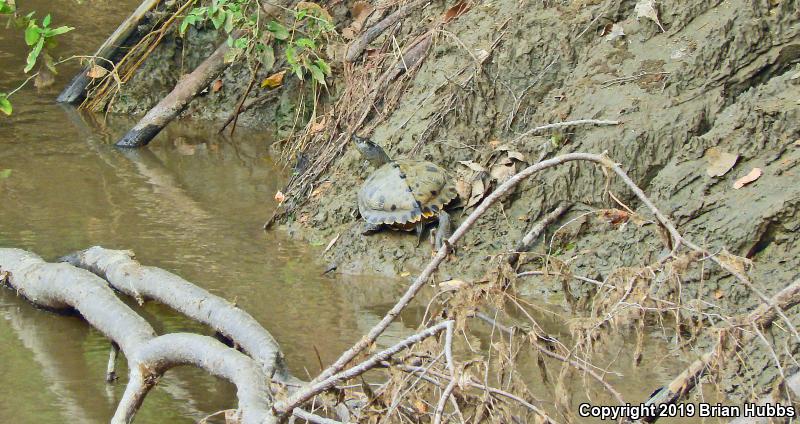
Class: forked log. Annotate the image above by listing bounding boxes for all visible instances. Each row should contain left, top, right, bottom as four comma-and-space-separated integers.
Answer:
0, 248, 277, 424
57, 0, 162, 104
61, 246, 294, 383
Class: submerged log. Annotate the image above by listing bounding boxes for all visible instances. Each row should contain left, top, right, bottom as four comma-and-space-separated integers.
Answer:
57, 0, 162, 104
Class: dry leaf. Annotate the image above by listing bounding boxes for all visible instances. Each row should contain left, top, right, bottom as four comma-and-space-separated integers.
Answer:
599, 209, 630, 226
274, 190, 287, 204
459, 160, 487, 173
455, 179, 472, 201
604, 23, 626, 41
465, 178, 486, 209
705, 147, 738, 177
399, 271, 411, 277
439, 279, 469, 291
342, 1, 374, 39
793, 139, 800, 147
635, 0, 666, 32
86, 64, 108, 79
212, 79, 223, 93
714, 289, 724, 299
507, 150, 526, 161
442, 1, 470, 23
297, 2, 333, 21
490, 162, 516, 183
733, 167, 762, 189
309, 117, 326, 133
261, 70, 286, 89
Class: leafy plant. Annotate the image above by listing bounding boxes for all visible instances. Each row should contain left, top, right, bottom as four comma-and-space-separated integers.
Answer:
180, 0, 335, 86
0, 0, 16, 14
23, 13, 74, 73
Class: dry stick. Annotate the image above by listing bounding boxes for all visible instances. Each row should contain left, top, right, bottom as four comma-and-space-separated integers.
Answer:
345, 0, 430, 62
273, 320, 454, 417
57, 0, 162, 104
292, 408, 344, 424
106, 342, 120, 382
219, 89, 279, 133
508, 203, 571, 267
229, 62, 263, 136
393, 363, 555, 421
509, 119, 620, 144
636, 278, 800, 424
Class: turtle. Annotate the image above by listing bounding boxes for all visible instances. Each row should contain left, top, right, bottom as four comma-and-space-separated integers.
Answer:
353, 135, 457, 249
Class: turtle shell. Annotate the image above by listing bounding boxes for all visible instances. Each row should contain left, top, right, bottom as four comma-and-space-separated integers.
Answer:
358, 159, 457, 227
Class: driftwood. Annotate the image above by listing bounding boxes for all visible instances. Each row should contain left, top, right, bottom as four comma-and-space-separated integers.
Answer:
61, 246, 294, 383
57, 0, 162, 104
0, 248, 275, 424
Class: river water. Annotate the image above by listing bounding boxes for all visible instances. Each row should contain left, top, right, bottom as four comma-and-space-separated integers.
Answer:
0, 2, 418, 422
0, 2, 710, 423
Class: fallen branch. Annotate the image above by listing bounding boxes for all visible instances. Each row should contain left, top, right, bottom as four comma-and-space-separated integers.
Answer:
274, 320, 454, 417
115, 31, 244, 148
61, 246, 293, 382
0, 248, 278, 424
57, 0, 162, 104
510, 119, 620, 144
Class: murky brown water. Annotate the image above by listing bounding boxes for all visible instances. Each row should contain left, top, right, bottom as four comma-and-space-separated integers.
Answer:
0, 2, 415, 422
0, 2, 718, 423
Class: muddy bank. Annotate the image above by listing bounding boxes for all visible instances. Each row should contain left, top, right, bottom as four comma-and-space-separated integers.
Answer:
280, 0, 800, 401
103, 0, 799, 406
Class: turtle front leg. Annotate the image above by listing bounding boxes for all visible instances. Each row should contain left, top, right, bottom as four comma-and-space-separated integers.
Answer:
434, 212, 453, 251
362, 222, 383, 235
415, 221, 424, 247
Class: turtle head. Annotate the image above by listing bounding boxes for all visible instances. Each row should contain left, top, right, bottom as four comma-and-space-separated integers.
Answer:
352, 134, 392, 168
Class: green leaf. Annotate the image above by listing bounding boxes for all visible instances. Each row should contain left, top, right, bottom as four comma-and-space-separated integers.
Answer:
295, 37, 315, 49
315, 58, 331, 76
42, 14, 51, 28
0, 0, 16, 14
24, 37, 44, 73
0, 169, 11, 179
211, 11, 225, 29
285, 45, 297, 65
261, 44, 275, 70
0, 94, 11, 116
292, 64, 303, 80
307, 63, 326, 85
224, 12, 233, 33
267, 20, 289, 40
45, 25, 73, 37
24, 23, 41, 46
